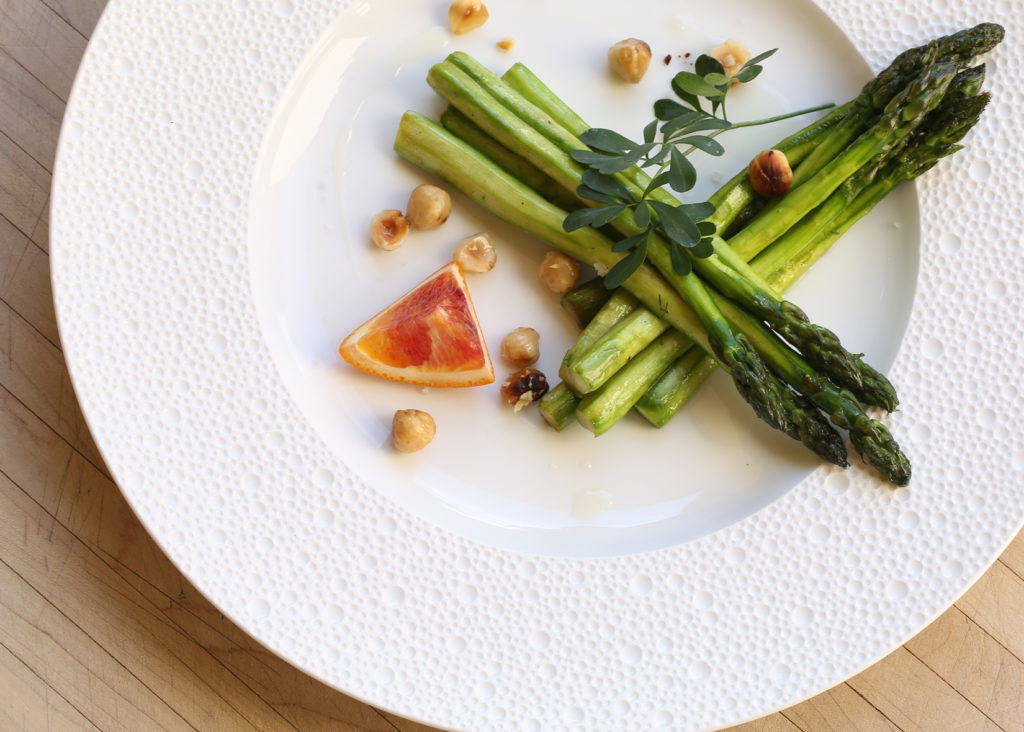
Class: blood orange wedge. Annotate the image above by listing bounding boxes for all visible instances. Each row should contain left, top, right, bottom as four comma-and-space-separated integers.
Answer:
339, 261, 494, 387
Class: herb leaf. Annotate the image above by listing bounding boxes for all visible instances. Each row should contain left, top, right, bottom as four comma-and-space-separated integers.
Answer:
564, 204, 626, 231
672, 71, 724, 99
612, 231, 648, 253
581, 170, 634, 201
678, 135, 726, 156
694, 54, 725, 77
566, 46, 832, 285
579, 128, 637, 154
605, 240, 648, 289
668, 147, 696, 192
669, 242, 693, 277
649, 200, 701, 248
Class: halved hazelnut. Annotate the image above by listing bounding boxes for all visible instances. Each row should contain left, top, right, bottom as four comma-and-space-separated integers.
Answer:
449, 0, 489, 35
370, 209, 409, 250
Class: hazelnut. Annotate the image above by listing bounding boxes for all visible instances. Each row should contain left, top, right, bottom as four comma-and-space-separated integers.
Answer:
748, 149, 793, 198
501, 327, 540, 367
369, 209, 409, 250
454, 232, 497, 273
538, 250, 581, 294
392, 409, 435, 452
710, 39, 751, 82
608, 39, 652, 84
501, 368, 549, 412
406, 184, 452, 230
449, 0, 489, 35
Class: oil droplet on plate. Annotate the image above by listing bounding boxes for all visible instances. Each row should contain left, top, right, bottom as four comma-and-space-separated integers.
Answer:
572, 490, 613, 521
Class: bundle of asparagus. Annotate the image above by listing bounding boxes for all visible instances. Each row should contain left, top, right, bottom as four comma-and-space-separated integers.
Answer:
392, 24, 1002, 486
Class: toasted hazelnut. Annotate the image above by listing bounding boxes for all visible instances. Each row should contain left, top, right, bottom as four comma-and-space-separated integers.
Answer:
454, 232, 497, 273
501, 368, 549, 412
538, 251, 581, 294
710, 39, 751, 82
497, 36, 516, 51
608, 39, 652, 84
501, 327, 540, 367
748, 149, 793, 198
406, 184, 452, 230
392, 409, 435, 452
449, 0, 489, 35
370, 209, 409, 250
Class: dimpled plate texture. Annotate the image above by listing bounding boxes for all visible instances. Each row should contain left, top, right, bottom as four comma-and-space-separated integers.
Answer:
51, 1, 1022, 730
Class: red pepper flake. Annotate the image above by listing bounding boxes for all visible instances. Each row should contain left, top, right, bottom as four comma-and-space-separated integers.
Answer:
663, 54, 672, 65
684, 52, 691, 58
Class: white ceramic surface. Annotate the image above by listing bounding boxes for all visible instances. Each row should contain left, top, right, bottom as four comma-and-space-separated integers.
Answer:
51, 0, 1021, 729
247, 0, 919, 558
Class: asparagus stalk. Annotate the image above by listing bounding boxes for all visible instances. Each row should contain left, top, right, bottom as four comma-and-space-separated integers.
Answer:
440, 106, 578, 210
634, 351, 717, 427
561, 290, 639, 372
401, 40, 992, 481
414, 62, 932, 474
726, 61, 958, 260
443, 54, 891, 405
395, 112, 847, 466
538, 383, 579, 431
562, 307, 669, 393
577, 330, 698, 435
429, 59, 828, 440
487, 50, 985, 436
560, 278, 611, 328
792, 22, 1003, 187
502, 61, 848, 234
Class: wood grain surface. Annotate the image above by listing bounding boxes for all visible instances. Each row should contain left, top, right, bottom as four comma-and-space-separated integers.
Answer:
2, 1, 1021, 729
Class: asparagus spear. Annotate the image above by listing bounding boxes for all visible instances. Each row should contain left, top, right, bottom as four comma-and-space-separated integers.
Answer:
439, 54, 892, 404
560, 277, 611, 328
395, 113, 852, 470
502, 61, 848, 234
428, 59, 829, 440
726, 61, 958, 260
560, 290, 639, 374
634, 351, 717, 427
538, 383, 580, 431
562, 307, 669, 393
490, 50, 985, 436
793, 22, 1003, 187
641, 84, 989, 426
440, 106, 578, 210
577, 330, 700, 435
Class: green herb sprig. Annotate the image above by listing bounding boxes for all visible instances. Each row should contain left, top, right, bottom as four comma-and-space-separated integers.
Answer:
563, 49, 833, 288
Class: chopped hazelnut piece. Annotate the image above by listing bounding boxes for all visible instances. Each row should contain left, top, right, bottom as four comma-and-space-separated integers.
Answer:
710, 39, 751, 82
501, 368, 549, 412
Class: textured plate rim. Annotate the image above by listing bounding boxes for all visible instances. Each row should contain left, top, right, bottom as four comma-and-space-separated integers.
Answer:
49, 1, 1022, 729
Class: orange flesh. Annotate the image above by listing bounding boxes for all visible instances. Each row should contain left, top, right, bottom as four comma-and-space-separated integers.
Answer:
356, 271, 486, 371
339, 262, 493, 387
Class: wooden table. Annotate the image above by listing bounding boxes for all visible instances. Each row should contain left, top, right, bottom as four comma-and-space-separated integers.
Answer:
2, 1, 1022, 729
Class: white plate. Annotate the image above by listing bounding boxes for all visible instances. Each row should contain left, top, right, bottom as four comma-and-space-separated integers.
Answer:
51, 0, 1022, 729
